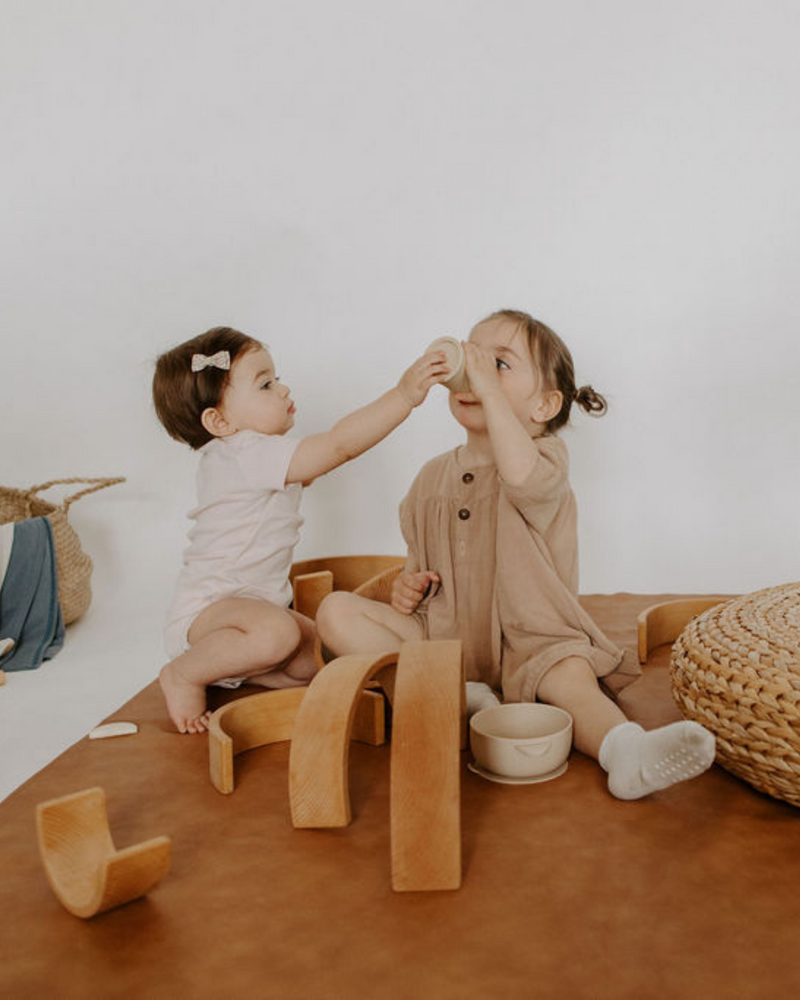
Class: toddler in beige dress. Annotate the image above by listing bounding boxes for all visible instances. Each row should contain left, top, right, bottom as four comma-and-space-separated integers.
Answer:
317, 309, 716, 800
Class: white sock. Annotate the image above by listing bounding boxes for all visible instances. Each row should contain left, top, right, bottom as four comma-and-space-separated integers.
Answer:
466, 681, 501, 717
599, 720, 716, 800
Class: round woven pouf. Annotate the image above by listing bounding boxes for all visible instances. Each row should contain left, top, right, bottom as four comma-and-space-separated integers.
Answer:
671, 582, 800, 807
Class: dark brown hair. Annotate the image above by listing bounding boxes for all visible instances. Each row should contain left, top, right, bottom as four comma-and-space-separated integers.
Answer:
481, 309, 607, 433
152, 327, 262, 449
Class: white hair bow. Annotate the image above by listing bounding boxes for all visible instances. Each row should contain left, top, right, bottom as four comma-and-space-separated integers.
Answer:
191, 350, 231, 373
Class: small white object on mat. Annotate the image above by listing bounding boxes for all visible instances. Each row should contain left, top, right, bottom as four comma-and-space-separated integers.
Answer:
89, 722, 138, 740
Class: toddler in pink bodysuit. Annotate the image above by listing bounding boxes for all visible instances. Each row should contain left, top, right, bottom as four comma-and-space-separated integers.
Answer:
152, 325, 448, 733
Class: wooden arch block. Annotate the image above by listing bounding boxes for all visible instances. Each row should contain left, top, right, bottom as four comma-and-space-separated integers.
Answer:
289, 652, 399, 828
637, 598, 729, 664
36, 787, 171, 919
208, 687, 386, 795
391, 641, 463, 892
292, 570, 334, 621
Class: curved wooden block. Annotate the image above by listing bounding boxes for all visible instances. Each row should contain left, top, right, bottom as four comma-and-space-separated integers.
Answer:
36, 787, 171, 919
391, 641, 463, 892
209, 687, 386, 794
289, 652, 399, 828
292, 570, 334, 620
637, 597, 729, 664
209, 688, 306, 794
290, 555, 404, 595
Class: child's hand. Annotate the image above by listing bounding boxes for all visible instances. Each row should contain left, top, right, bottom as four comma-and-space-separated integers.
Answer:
391, 570, 440, 614
397, 352, 450, 408
462, 341, 502, 401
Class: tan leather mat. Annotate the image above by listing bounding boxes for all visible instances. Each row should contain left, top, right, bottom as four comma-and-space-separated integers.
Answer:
2, 594, 798, 998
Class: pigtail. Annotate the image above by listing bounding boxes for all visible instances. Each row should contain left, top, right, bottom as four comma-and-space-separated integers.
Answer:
573, 385, 607, 417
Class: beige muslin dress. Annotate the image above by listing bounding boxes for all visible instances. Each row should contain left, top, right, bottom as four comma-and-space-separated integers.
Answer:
399, 437, 640, 701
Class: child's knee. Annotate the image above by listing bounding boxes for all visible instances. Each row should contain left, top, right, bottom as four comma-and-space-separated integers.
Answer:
254, 610, 301, 663
316, 591, 356, 645
540, 655, 596, 695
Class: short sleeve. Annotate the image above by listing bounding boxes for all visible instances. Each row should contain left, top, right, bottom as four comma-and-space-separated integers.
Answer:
501, 436, 569, 532
229, 430, 300, 492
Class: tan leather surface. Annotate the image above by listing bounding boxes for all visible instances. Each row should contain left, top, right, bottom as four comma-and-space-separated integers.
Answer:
2, 594, 799, 998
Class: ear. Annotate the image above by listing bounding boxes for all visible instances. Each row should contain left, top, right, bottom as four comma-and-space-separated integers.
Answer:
531, 390, 562, 425
201, 406, 233, 438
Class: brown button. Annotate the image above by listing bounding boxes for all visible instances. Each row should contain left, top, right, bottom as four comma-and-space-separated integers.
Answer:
461, 472, 474, 484
458, 508, 470, 520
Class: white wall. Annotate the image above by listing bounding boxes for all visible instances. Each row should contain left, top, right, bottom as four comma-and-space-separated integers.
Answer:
2, 0, 799, 596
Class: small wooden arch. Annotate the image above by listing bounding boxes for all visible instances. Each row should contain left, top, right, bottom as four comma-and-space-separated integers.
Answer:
36, 787, 171, 918
637, 597, 730, 663
208, 686, 386, 794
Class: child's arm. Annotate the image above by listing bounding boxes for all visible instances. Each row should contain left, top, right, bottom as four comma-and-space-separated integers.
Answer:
285, 352, 447, 485
462, 341, 557, 486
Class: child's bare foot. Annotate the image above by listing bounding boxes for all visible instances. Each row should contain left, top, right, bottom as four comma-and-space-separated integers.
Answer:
159, 662, 211, 733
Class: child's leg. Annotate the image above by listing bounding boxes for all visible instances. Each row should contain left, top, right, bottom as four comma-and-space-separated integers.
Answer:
246, 610, 318, 689
159, 598, 305, 734
315, 591, 425, 657
536, 656, 715, 800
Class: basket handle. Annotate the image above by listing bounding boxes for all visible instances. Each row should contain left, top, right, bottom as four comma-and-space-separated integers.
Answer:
29, 477, 126, 512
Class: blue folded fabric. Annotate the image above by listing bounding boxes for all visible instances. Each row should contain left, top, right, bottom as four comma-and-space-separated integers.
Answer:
0, 517, 65, 671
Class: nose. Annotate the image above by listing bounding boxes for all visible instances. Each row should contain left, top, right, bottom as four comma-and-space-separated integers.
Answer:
279, 381, 290, 397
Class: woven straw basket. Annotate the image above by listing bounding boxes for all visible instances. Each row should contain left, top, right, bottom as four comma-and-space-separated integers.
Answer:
0, 477, 125, 626
671, 582, 800, 808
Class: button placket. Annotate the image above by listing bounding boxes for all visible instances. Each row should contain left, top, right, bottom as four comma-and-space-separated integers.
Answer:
456, 462, 475, 553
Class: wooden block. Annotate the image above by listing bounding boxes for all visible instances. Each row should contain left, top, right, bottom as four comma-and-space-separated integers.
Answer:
289, 652, 398, 828
209, 688, 305, 794
292, 570, 334, 620
290, 555, 404, 595
208, 687, 386, 794
637, 598, 729, 664
391, 640, 463, 892
36, 787, 171, 919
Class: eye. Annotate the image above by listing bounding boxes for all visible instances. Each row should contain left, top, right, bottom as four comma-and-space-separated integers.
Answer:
260, 379, 273, 390
496, 357, 510, 371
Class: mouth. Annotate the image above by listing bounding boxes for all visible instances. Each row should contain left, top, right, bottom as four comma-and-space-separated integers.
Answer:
288, 402, 296, 415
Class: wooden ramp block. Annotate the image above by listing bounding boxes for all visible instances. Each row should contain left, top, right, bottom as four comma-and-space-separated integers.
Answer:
289, 652, 398, 828
391, 640, 463, 892
637, 597, 729, 664
36, 787, 171, 919
209, 687, 385, 794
